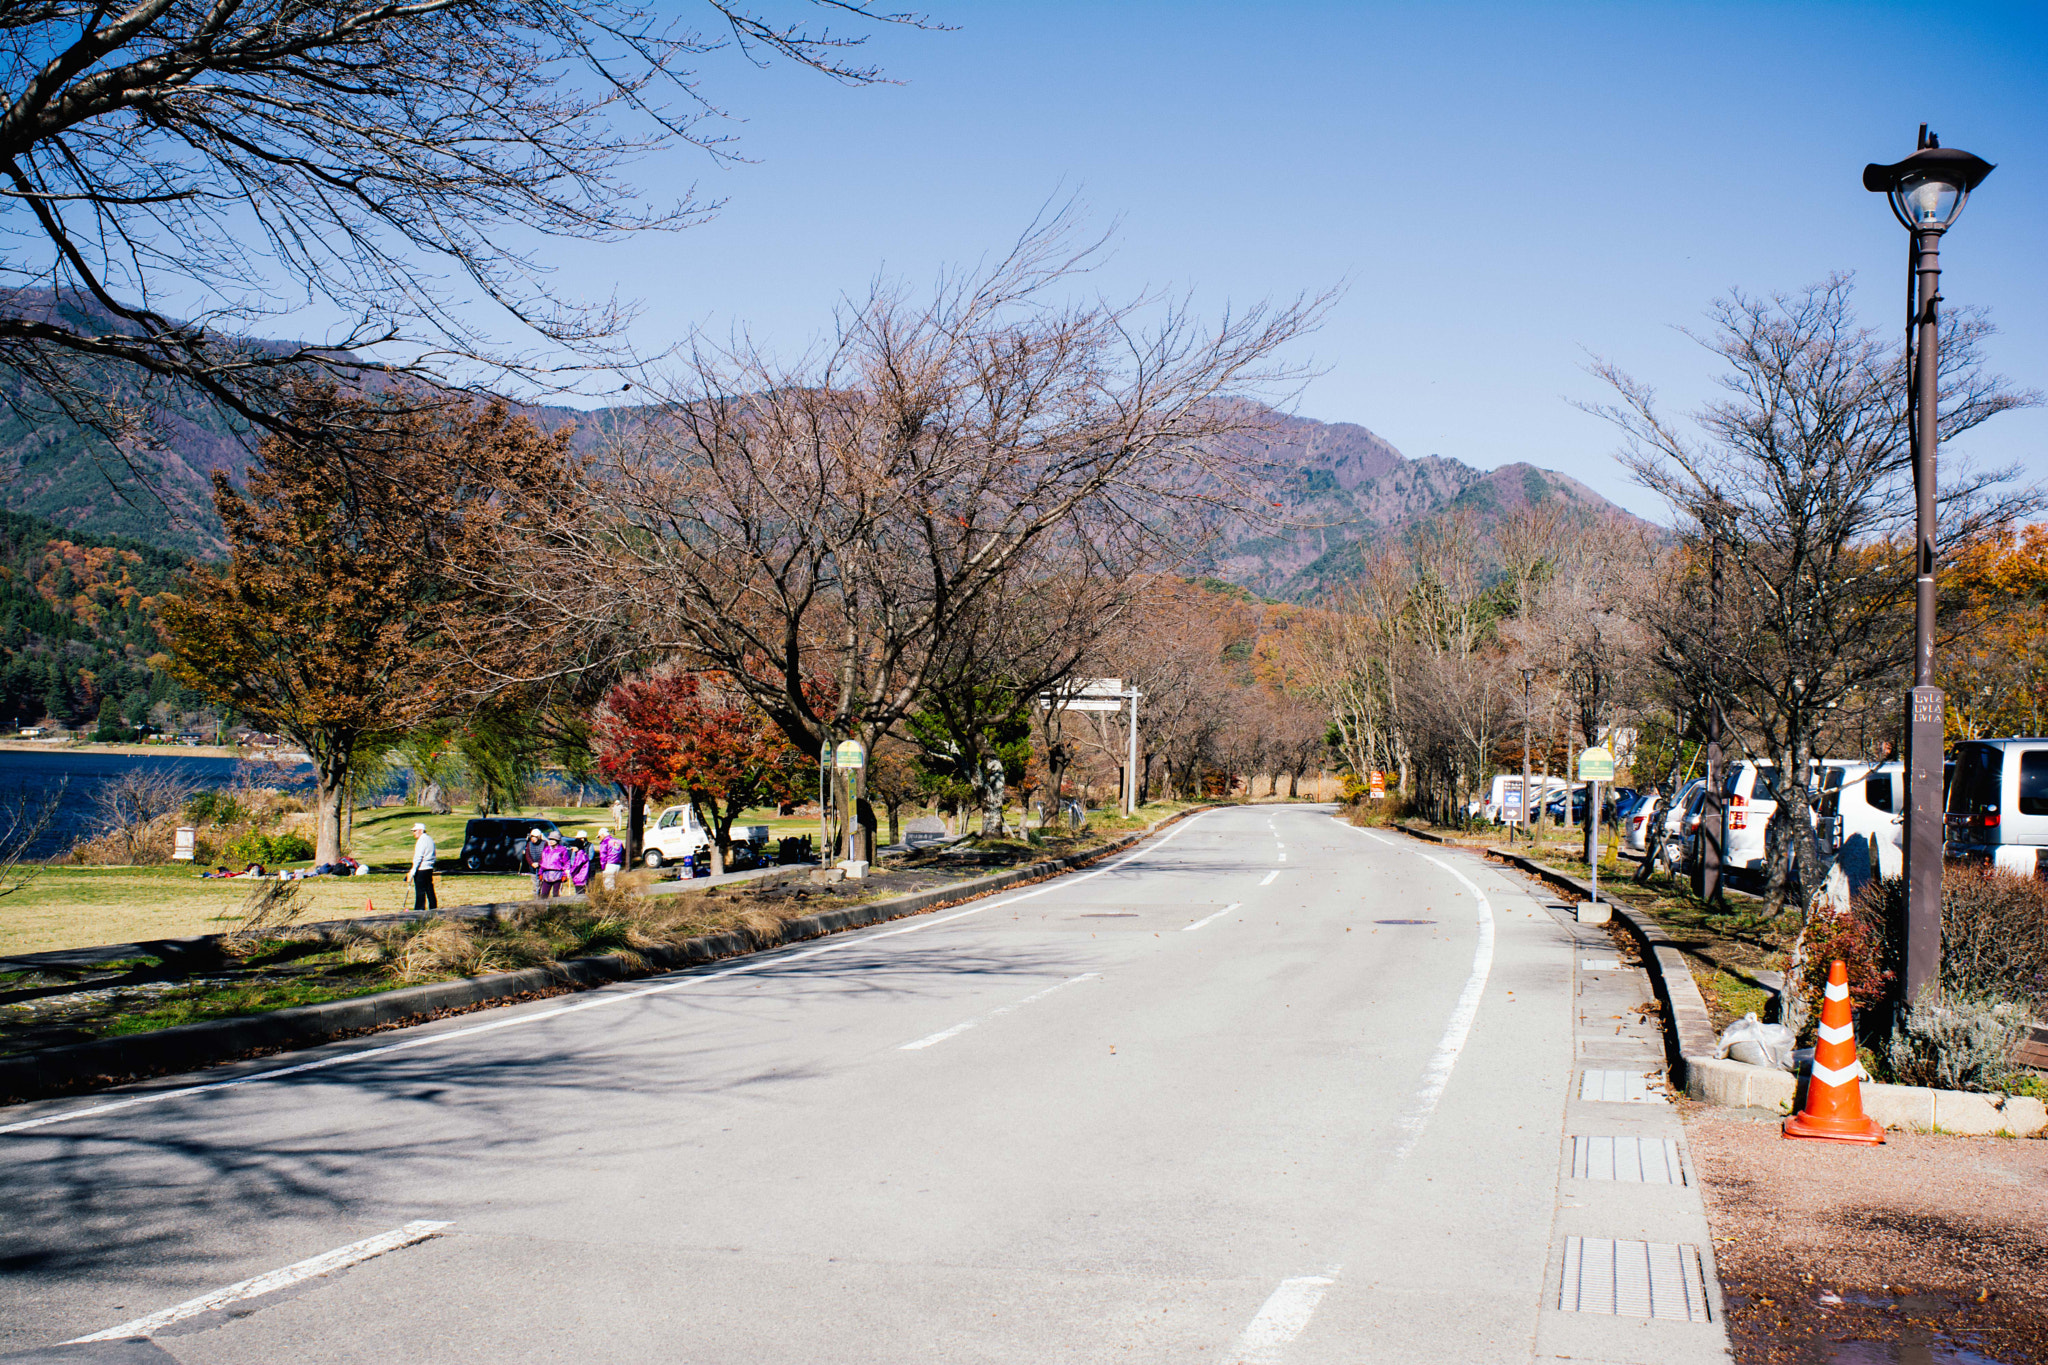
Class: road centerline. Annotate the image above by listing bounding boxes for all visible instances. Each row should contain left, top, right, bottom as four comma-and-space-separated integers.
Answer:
898, 972, 1101, 1051
1182, 902, 1242, 932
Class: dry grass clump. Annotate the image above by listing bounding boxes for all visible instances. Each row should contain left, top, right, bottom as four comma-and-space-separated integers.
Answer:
330, 871, 810, 986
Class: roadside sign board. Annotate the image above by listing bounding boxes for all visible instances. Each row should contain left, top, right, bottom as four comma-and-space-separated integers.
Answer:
1504, 779, 1524, 815
173, 827, 195, 861
1051, 678, 1127, 712
1577, 746, 1615, 782
1369, 770, 1386, 800
833, 740, 867, 770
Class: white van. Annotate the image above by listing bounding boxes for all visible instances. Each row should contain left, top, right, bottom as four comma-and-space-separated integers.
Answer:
1720, 760, 1782, 875
1816, 761, 1905, 881
1946, 738, 2048, 875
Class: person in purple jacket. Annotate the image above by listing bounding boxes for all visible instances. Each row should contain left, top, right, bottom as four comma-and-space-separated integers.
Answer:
595, 827, 624, 891
537, 830, 572, 899
567, 830, 592, 893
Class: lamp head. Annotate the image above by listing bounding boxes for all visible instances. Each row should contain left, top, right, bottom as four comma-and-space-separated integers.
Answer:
1864, 128, 1993, 232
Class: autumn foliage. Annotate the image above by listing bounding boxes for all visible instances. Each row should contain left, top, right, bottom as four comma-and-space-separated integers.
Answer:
160, 388, 568, 864
594, 671, 810, 872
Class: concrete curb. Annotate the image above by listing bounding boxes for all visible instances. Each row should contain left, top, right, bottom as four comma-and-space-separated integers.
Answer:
0, 811, 1207, 1104
1479, 846, 1720, 1083
1684, 1055, 2048, 1137
1470, 843, 2048, 1138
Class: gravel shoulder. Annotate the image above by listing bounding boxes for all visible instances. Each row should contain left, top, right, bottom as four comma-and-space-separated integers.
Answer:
1683, 1100, 2048, 1364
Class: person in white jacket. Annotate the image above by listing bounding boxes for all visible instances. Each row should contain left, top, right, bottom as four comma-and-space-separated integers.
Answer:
407, 821, 438, 913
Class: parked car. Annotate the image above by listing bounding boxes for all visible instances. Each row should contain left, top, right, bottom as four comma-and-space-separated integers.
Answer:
1623, 786, 1673, 853
642, 805, 775, 869
1816, 760, 1905, 881
643, 805, 712, 868
458, 817, 561, 872
1544, 785, 1621, 826
1946, 738, 2048, 875
1668, 779, 1709, 875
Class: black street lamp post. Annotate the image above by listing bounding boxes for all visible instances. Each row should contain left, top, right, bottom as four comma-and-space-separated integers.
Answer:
1864, 125, 1994, 1002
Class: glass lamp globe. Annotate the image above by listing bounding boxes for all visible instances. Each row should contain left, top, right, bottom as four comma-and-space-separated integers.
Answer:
1894, 174, 1963, 229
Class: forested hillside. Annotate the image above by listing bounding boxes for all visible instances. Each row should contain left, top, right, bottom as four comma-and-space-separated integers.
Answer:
0, 509, 210, 732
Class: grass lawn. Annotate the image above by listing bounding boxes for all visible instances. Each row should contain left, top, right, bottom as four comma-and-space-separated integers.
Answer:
0, 866, 537, 957
5, 799, 1198, 959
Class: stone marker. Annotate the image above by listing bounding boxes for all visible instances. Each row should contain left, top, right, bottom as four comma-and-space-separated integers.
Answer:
905, 816, 947, 848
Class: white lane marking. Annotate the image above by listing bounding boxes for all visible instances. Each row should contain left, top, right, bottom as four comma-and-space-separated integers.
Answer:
1258, 871, 1279, 886
67, 1220, 451, 1342
899, 972, 1099, 1050
1231, 1272, 1338, 1364
1, 814, 1215, 1137
1182, 902, 1242, 932
1344, 827, 1498, 1161
1277, 853, 1286, 861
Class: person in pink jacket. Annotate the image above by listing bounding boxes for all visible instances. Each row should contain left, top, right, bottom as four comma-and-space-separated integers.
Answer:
568, 831, 592, 893
595, 827, 625, 891
537, 831, 573, 899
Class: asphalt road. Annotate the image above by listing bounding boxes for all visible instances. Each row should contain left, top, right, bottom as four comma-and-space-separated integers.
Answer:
2, 806, 1606, 1363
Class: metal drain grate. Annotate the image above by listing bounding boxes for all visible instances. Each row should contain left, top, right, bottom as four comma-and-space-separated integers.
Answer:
1571, 1135, 1686, 1183
1559, 1237, 1711, 1321
1579, 1069, 1666, 1103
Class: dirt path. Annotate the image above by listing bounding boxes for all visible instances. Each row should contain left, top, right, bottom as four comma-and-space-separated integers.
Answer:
1684, 1101, 2048, 1363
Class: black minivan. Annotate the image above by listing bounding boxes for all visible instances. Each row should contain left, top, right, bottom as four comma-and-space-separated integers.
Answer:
457, 817, 561, 872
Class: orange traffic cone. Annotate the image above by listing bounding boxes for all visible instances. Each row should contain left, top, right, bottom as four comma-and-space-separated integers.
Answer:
1783, 959, 1884, 1144
364, 896, 376, 915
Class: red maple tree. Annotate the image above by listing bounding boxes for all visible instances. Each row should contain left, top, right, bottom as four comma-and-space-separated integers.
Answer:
595, 671, 811, 873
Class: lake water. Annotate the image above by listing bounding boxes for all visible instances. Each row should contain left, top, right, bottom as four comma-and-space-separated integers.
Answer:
0, 749, 315, 861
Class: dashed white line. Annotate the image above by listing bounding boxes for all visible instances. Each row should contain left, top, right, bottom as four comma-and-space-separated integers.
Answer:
1230, 1272, 1338, 1364
1, 814, 1216, 1137
1258, 871, 1279, 886
1182, 902, 1242, 932
898, 973, 1100, 1050
68, 1220, 451, 1342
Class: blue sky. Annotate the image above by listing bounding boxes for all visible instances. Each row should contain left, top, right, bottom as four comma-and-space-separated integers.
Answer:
530, 1, 2048, 520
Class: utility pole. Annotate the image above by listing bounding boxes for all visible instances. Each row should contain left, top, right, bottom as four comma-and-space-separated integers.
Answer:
1520, 667, 1536, 842
1700, 508, 1725, 904
1124, 686, 1143, 816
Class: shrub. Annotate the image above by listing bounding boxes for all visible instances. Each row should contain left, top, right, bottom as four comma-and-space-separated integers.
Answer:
1796, 894, 1896, 1033
1853, 868, 2048, 1014
222, 831, 316, 866
184, 790, 249, 828
1882, 987, 2030, 1092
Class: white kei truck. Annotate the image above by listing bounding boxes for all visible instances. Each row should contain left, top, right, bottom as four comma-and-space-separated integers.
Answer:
640, 804, 771, 869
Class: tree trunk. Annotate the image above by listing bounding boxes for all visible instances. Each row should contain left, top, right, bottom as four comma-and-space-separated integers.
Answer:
626, 785, 646, 866
310, 738, 350, 866
1288, 768, 1299, 798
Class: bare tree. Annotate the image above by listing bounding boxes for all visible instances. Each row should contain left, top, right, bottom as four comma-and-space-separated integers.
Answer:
1587, 277, 2038, 1024
0, 0, 928, 495
90, 765, 197, 863
494, 219, 1328, 766
0, 777, 66, 897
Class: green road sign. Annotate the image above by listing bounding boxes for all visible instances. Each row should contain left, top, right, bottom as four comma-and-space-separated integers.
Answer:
834, 739, 868, 770
1577, 746, 1615, 782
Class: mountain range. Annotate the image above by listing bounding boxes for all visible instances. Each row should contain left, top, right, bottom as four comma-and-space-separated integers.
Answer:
0, 308, 1635, 598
